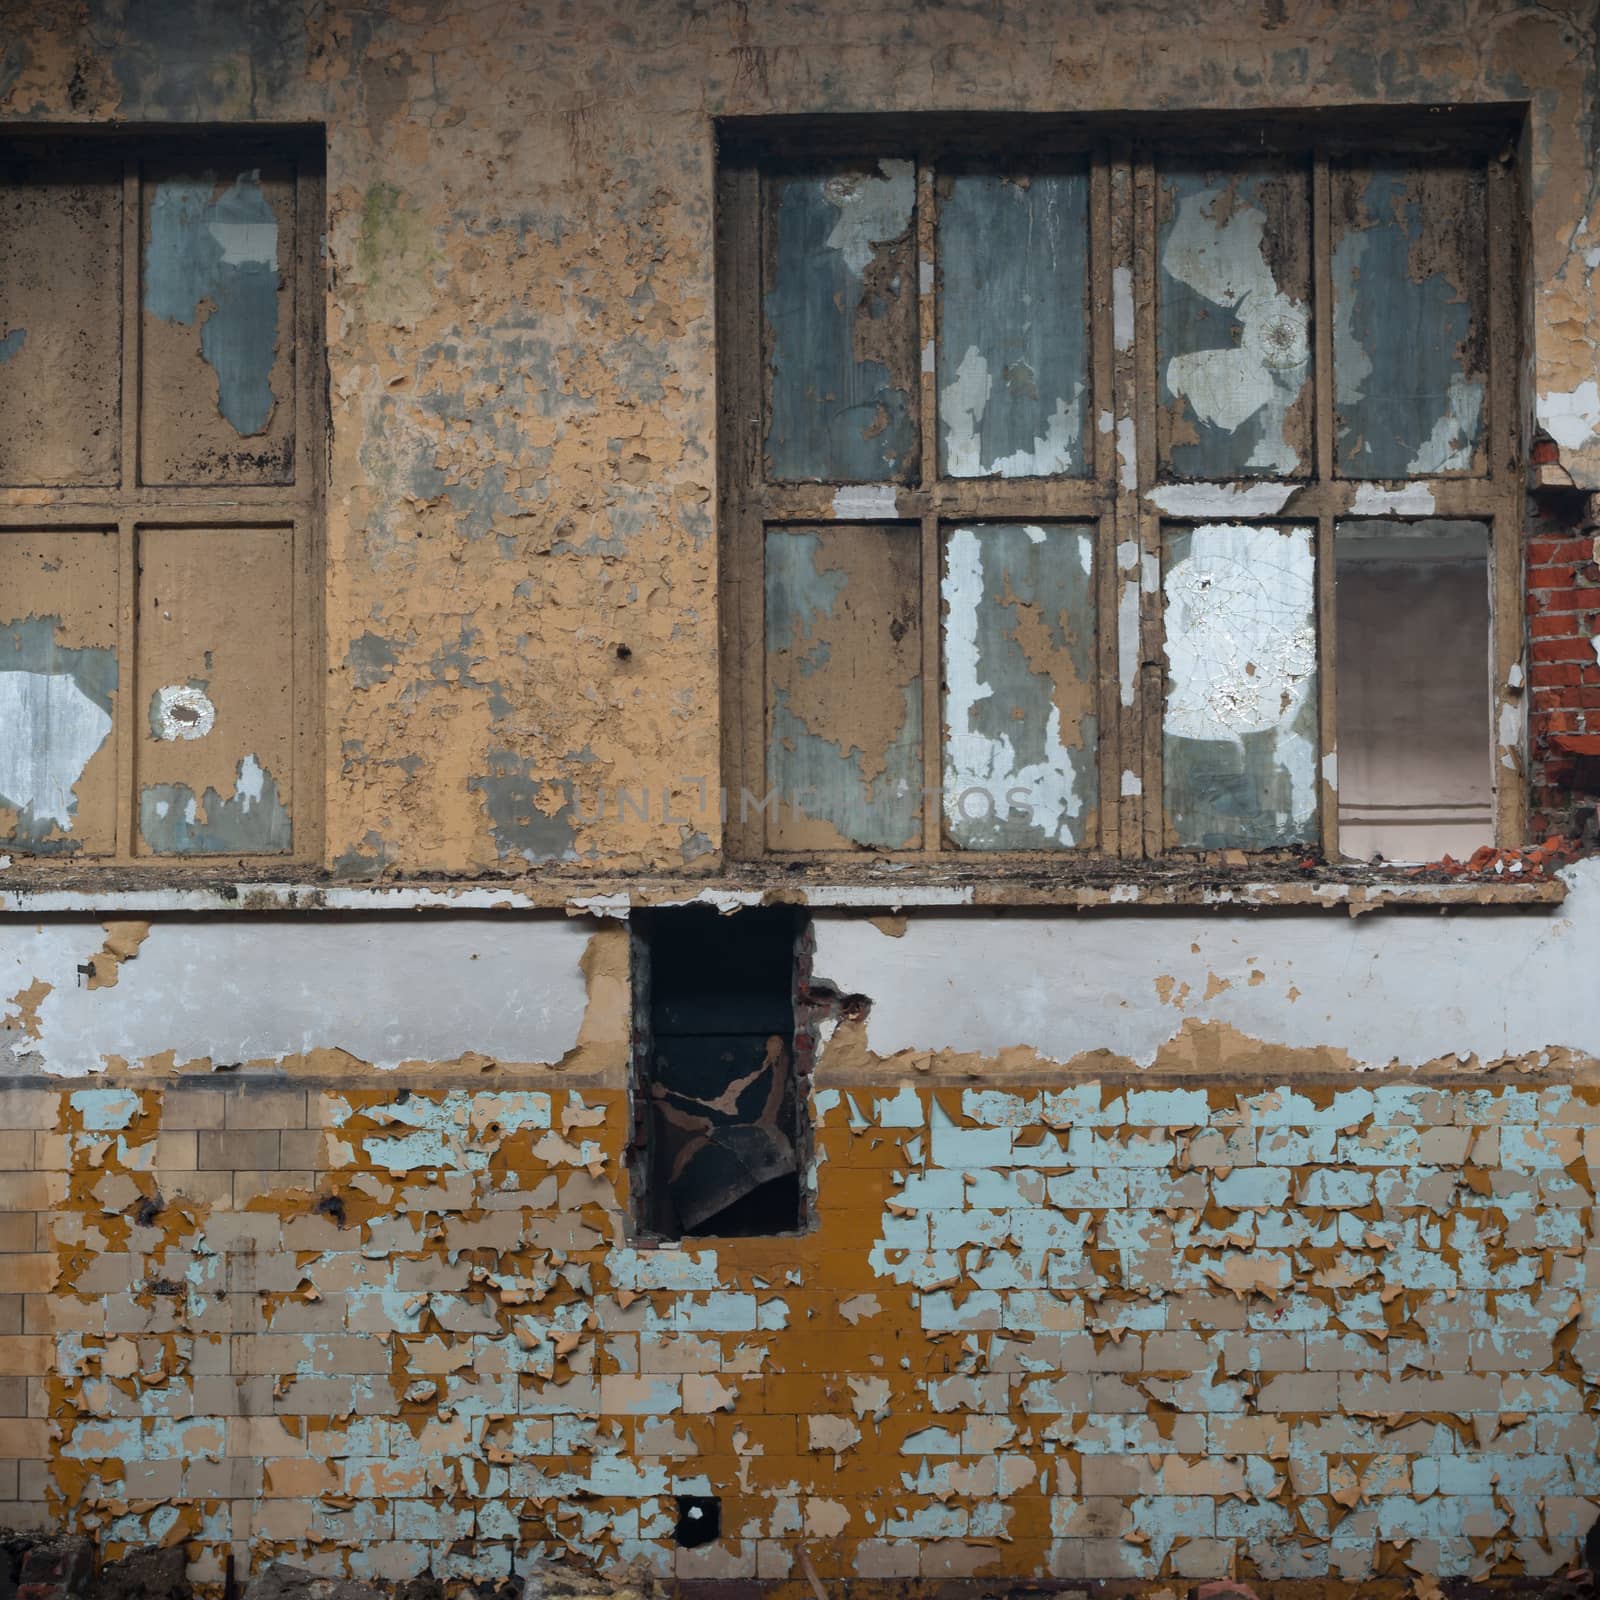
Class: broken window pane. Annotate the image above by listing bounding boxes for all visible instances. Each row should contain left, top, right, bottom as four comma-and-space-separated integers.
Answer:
140, 159, 298, 486
1335, 519, 1491, 863
942, 522, 1098, 847
763, 163, 918, 483
765, 524, 922, 851
0, 529, 119, 855
938, 171, 1090, 478
637, 905, 802, 1238
1156, 163, 1312, 479
0, 150, 122, 488
1332, 159, 1488, 478
1162, 522, 1318, 848
136, 526, 295, 856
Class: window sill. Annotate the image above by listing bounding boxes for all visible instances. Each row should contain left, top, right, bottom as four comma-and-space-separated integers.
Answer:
0, 862, 1571, 916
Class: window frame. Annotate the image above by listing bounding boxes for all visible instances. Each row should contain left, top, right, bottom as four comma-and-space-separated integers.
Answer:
0, 126, 325, 871
716, 110, 1528, 867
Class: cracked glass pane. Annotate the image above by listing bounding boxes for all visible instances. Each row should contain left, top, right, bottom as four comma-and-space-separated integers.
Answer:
1162, 522, 1318, 849
1156, 162, 1312, 480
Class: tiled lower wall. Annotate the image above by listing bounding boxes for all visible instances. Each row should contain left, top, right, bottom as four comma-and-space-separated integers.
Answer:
2, 1075, 1598, 1592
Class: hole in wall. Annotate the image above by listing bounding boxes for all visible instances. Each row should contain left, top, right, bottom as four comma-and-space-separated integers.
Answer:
673, 1495, 721, 1549
631, 905, 808, 1239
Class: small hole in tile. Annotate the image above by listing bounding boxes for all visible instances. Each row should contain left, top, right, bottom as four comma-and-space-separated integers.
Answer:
674, 1494, 721, 1548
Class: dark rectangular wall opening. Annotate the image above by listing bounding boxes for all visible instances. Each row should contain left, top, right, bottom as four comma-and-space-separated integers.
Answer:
630, 905, 807, 1239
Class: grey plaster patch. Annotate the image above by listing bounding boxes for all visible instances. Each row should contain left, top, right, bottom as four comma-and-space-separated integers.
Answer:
470, 750, 580, 864
139, 754, 292, 855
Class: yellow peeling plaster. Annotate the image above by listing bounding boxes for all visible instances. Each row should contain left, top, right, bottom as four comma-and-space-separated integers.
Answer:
3, 0, 1597, 876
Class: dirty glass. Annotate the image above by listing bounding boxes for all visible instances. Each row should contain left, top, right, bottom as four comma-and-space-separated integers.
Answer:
941, 522, 1098, 848
1156, 163, 1312, 479
1332, 160, 1488, 478
763, 164, 918, 483
1162, 522, 1318, 848
938, 173, 1091, 479
1335, 519, 1491, 864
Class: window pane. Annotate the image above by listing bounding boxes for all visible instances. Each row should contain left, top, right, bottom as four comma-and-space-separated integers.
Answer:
938, 172, 1090, 479
765, 525, 921, 849
0, 151, 122, 488
1156, 163, 1312, 479
1332, 160, 1488, 478
941, 522, 1097, 848
1162, 522, 1318, 848
136, 526, 295, 856
763, 164, 918, 483
1335, 519, 1491, 863
140, 158, 299, 486
0, 529, 119, 855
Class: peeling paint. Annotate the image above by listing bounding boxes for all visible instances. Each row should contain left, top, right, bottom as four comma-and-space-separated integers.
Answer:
1349, 482, 1437, 515
765, 527, 921, 851
1538, 380, 1600, 453
145, 171, 281, 437
1163, 523, 1317, 848
938, 173, 1089, 478
139, 755, 292, 857
0, 616, 116, 851
942, 524, 1097, 847
1159, 169, 1310, 477
830, 484, 896, 519
1146, 482, 1294, 517
150, 684, 216, 743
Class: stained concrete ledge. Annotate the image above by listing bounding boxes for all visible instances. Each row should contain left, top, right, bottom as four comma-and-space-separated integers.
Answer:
0, 874, 1569, 917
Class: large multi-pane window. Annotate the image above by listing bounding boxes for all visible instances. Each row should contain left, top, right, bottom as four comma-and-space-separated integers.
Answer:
0, 131, 322, 865
717, 116, 1525, 865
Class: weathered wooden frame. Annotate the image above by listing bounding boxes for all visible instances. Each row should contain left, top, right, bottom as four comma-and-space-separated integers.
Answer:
717, 111, 1527, 866
0, 128, 325, 870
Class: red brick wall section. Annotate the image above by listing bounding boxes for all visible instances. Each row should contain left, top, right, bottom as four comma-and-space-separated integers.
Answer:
1526, 494, 1600, 844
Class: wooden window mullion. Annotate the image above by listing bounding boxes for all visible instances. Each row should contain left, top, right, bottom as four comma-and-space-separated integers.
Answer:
1312, 150, 1340, 862
113, 159, 141, 862
916, 159, 942, 856
1130, 151, 1164, 860
1084, 147, 1118, 858
1487, 149, 1528, 848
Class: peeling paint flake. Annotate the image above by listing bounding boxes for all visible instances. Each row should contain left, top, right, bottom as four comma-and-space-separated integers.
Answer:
938, 172, 1090, 479
140, 754, 292, 856
766, 526, 921, 850
0, 531, 119, 855
1162, 522, 1317, 848
136, 526, 294, 856
1158, 165, 1311, 478
145, 169, 282, 438
942, 524, 1097, 848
